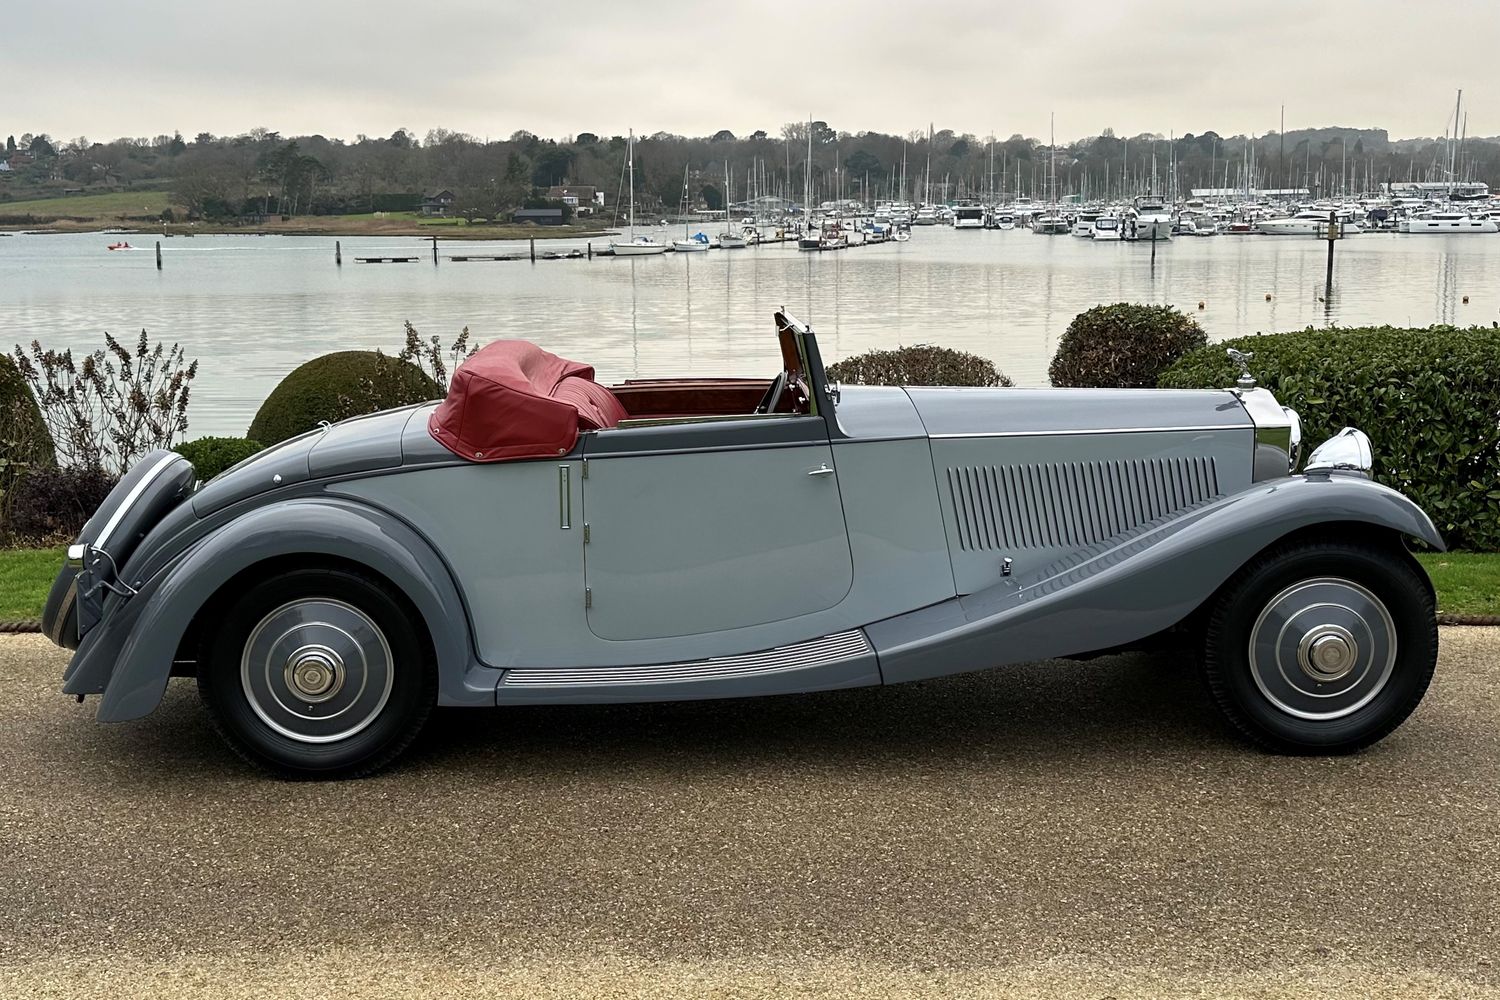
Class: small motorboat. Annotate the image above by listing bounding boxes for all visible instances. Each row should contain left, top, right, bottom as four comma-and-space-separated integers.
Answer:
106, 242, 132, 251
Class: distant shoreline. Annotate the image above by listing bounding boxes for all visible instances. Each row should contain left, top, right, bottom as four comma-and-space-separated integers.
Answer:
0, 217, 623, 241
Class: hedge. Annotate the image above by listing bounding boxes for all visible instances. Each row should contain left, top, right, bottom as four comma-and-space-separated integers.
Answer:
827, 344, 1012, 387
1158, 325, 1500, 551
1049, 303, 1207, 388
174, 436, 264, 481
0, 354, 56, 522
248, 351, 440, 446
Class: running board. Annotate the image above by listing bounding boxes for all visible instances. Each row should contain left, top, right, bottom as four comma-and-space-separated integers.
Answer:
494, 630, 880, 704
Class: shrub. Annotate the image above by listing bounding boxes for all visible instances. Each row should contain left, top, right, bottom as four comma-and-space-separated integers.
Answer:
1049, 303, 1207, 388
6, 466, 118, 542
248, 351, 441, 446
174, 436, 264, 481
397, 321, 477, 391
827, 344, 1013, 387
1159, 325, 1500, 551
0, 355, 56, 522
12, 329, 198, 474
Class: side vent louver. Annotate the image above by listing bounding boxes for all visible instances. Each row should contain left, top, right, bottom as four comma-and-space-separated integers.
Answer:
946, 456, 1220, 552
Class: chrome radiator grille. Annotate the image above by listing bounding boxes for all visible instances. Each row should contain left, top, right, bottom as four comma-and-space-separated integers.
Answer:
945, 456, 1220, 552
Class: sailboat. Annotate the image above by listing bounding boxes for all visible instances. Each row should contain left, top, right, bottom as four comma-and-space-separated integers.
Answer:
611, 129, 668, 256
718, 161, 748, 248
672, 165, 711, 252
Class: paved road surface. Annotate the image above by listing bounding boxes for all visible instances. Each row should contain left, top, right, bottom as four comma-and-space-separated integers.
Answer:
2, 631, 1497, 998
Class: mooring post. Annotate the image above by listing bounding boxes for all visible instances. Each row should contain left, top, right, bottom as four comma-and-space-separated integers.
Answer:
1150, 223, 1157, 268
335, 240, 342, 266
587, 242, 592, 260
432, 235, 438, 265
530, 237, 536, 263
1325, 211, 1337, 296
155, 241, 162, 270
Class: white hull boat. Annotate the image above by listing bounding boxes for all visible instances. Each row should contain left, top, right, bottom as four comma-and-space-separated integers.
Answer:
613, 237, 668, 256
1403, 213, 1499, 234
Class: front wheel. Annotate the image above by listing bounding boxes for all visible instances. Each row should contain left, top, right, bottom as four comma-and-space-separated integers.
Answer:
198, 568, 437, 779
1202, 540, 1437, 754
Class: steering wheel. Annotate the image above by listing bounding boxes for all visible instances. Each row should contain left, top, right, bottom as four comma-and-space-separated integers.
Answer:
754, 371, 788, 414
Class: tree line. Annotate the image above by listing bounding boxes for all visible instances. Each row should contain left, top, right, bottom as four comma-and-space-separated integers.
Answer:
5, 122, 1500, 221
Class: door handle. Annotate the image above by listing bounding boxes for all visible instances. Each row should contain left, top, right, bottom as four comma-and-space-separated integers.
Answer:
807, 464, 834, 477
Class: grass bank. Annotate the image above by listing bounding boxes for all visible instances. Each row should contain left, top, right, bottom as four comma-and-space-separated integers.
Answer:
0, 193, 616, 240
0, 547, 1492, 623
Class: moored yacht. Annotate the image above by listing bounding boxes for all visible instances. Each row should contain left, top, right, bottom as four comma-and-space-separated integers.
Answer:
1090, 214, 1122, 241
1071, 210, 1101, 237
952, 204, 985, 229
1403, 211, 1499, 234
1256, 210, 1362, 237
1127, 197, 1173, 241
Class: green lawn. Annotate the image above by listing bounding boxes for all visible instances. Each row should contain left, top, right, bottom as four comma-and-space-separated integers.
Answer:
0, 190, 172, 218
1416, 553, 1500, 618
0, 546, 1492, 624
0, 547, 65, 619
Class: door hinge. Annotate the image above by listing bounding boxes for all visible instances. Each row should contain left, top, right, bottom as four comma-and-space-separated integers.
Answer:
583, 523, 591, 544
584, 587, 592, 609
581, 458, 589, 479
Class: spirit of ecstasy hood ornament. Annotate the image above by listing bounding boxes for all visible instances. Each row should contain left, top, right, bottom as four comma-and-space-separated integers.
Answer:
1226, 348, 1257, 391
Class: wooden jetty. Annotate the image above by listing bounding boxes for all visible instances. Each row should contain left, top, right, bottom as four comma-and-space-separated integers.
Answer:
355, 256, 419, 264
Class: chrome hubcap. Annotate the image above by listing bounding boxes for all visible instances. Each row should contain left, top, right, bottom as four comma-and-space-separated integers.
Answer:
1248, 577, 1397, 721
241, 599, 393, 744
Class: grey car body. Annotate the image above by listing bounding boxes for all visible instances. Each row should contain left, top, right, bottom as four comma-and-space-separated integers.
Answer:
43, 312, 1443, 776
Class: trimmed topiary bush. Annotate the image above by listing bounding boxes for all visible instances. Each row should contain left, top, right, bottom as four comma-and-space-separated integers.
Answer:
174, 436, 264, 481
248, 351, 441, 446
1049, 303, 1207, 388
827, 344, 1013, 387
1159, 325, 1500, 551
0, 354, 56, 523
6, 466, 118, 542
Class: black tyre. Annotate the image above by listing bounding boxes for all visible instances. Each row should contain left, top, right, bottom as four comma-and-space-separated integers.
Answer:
198, 567, 437, 779
1202, 540, 1437, 754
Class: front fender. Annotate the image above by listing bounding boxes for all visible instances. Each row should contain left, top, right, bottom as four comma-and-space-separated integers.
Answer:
868, 473, 1443, 684
67, 497, 496, 722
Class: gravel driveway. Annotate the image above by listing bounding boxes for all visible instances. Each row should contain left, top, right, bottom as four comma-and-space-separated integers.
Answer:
1, 631, 1497, 998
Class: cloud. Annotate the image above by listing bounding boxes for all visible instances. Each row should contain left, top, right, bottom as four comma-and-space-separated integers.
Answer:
6, 0, 1497, 142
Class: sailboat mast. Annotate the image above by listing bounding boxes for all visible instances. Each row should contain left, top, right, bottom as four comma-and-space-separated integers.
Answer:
627, 128, 635, 237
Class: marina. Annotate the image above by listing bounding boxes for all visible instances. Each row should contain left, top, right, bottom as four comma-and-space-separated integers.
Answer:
5, 224, 1498, 440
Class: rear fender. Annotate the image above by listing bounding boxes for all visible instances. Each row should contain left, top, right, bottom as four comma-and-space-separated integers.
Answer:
69, 497, 493, 722
867, 474, 1443, 684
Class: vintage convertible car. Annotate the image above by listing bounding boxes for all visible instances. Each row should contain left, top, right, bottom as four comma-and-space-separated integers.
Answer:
43, 312, 1441, 778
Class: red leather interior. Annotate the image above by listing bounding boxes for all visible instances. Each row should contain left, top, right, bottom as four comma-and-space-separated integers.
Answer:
608, 379, 772, 420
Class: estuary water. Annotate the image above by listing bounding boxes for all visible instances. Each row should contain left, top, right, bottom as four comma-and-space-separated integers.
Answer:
2, 226, 1498, 438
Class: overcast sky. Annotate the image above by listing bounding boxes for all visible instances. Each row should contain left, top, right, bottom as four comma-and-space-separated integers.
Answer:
8, 0, 1499, 144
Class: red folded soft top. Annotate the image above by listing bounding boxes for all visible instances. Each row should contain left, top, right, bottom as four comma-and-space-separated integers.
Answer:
428, 340, 626, 462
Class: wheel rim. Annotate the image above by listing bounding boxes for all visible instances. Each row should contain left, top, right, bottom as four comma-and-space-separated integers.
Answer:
1247, 576, 1397, 721
240, 598, 394, 744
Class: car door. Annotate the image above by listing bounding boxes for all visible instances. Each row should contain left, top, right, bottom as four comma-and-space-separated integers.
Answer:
580, 415, 853, 641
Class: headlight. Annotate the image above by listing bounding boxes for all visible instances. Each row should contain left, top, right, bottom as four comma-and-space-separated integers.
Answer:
1285, 408, 1303, 471
1305, 427, 1373, 476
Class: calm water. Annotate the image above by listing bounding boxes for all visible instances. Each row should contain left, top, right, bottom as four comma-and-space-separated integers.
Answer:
3, 227, 1498, 438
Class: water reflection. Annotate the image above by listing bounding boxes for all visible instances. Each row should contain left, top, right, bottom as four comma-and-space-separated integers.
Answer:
3, 228, 1498, 437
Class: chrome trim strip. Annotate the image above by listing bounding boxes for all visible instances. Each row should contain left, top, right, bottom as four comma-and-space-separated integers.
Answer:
558, 465, 571, 529
93, 451, 180, 551
930, 425, 1241, 440
501, 630, 873, 688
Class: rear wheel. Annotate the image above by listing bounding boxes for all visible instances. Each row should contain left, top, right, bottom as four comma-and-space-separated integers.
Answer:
1202, 540, 1437, 753
198, 568, 436, 779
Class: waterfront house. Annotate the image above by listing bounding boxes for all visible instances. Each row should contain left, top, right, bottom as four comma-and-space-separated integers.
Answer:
513, 207, 566, 225
420, 190, 455, 217
544, 185, 604, 215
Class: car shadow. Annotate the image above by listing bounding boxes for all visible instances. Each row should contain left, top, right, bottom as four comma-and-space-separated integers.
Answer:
401, 650, 1240, 775
85, 651, 1241, 784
